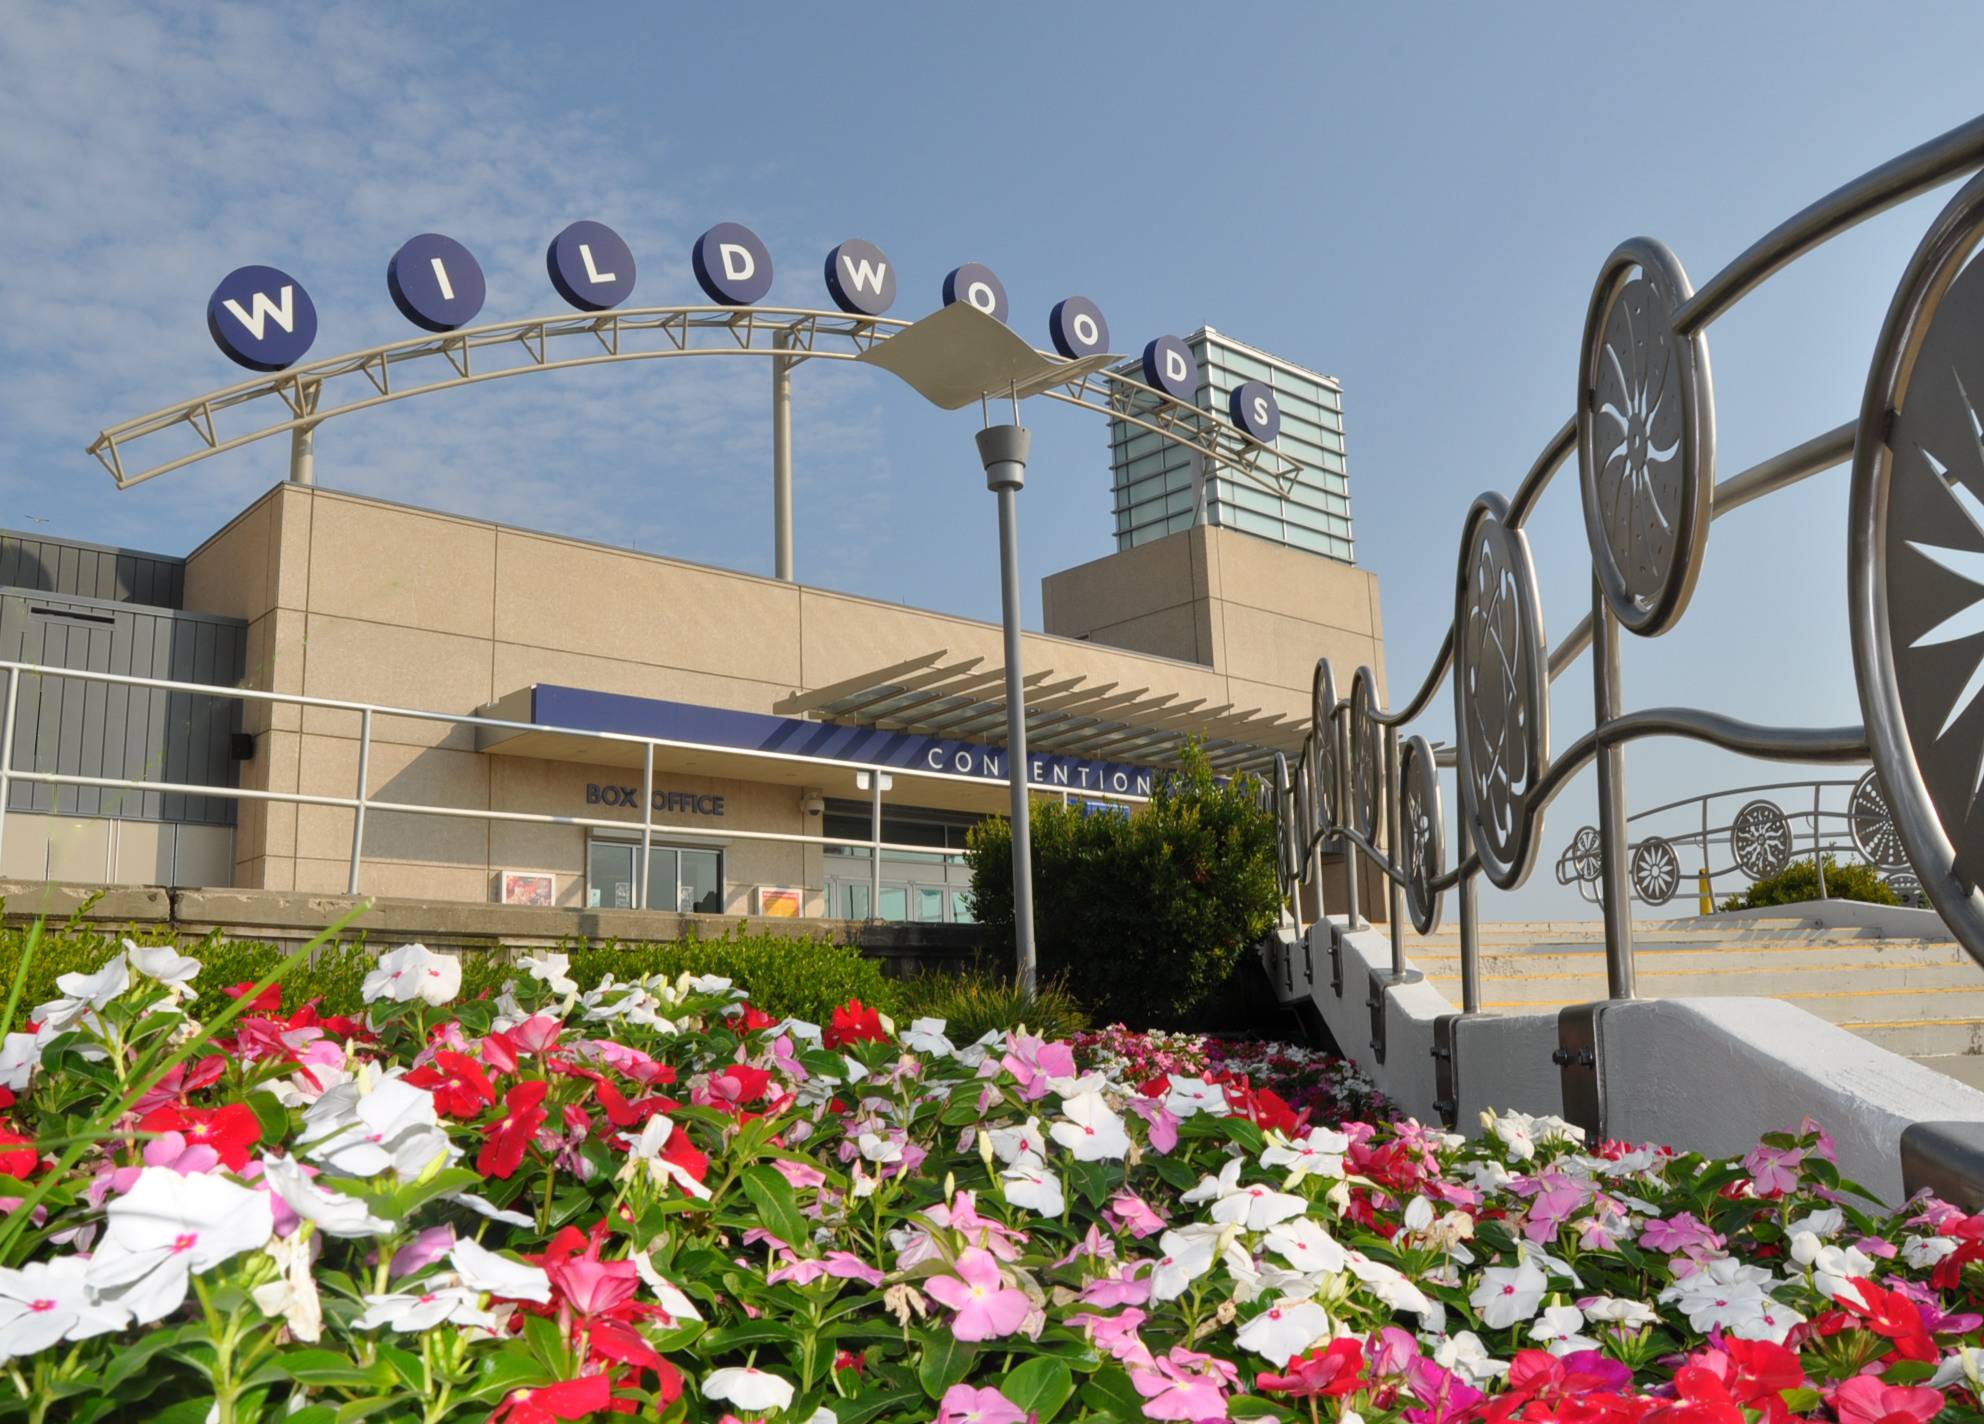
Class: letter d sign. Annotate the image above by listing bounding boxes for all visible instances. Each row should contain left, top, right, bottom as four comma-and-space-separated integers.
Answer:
1142, 335, 1198, 402
693, 222, 774, 306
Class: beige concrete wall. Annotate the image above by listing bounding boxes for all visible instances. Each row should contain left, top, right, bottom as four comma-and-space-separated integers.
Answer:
182, 484, 1361, 910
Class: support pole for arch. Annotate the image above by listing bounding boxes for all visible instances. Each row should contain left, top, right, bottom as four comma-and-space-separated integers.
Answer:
289, 424, 316, 485
772, 332, 794, 581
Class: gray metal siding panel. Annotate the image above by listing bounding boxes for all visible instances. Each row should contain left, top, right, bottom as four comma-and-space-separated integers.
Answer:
0, 532, 185, 610
1, 592, 245, 826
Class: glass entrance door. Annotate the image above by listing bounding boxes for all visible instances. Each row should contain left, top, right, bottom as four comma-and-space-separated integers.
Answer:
587, 839, 723, 912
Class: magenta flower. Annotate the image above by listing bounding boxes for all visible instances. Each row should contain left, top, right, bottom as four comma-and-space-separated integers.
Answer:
1404, 1357, 1484, 1424
1105, 1192, 1168, 1238
925, 1247, 1030, 1341
1131, 1346, 1238, 1421
1742, 1142, 1805, 1197
937, 1384, 1027, 1424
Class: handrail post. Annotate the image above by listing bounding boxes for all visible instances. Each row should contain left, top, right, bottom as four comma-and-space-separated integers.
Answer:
869, 767, 883, 920
0, 667, 17, 872
1384, 723, 1406, 977
1458, 820, 1481, 1014
1814, 783, 1829, 899
639, 742, 655, 910
347, 708, 372, 896
1339, 708, 1361, 929
1591, 584, 1636, 999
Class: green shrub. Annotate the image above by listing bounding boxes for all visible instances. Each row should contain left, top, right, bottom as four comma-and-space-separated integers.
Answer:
966, 740, 1281, 1026
892, 968, 1089, 1042
0, 921, 894, 1026
1718, 854, 1901, 911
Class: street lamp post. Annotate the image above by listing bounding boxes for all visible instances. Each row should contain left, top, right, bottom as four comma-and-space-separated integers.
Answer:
977, 420, 1036, 993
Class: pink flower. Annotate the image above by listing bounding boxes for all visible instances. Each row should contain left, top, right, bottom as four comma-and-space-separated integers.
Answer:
1131, 1346, 1238, 1421
1832, 1375, 1945, 1424
1106, 1192, 1168, 1238
1124, 1097, 1179, 1154
924, 1247, 1030, 1341
1068, 1306, 1149, 1363
1743, 1143, 1805, 1197
937, 1384, 1027, 1424
1000, 1032, 1077, 1101
1078, 1261, 1153, 1308
548, 1257, 639, 1316
390, 1225, 456, 1278
766, 1251, 885, 1289
1052, 1225, 1116, 1268
770, 1157, 826, 1191
1639, 1211, 1724, 1258
1405, 1357, 1484, 1424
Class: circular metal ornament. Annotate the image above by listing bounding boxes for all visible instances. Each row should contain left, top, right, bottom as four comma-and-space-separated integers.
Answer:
1849, 170, 1984, 969
1631, 836, 1681, 905
1565, 825, 1603, 886
1400, 734, 1445, 935
1730, 799, 1792, 881
1348, 666, 1382, 843
1886, 871, 1924, 907
1453, 493, 1550, 889
1848, 769, 1906, 870
1312, 659, 1341, 837
1272, 752, 1299, 900
1576, 237, 1716, 636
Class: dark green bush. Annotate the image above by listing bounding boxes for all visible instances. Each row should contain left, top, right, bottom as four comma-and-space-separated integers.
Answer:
965, 740, 1280, 1026
0, 920, 894, 1026
892, 968, 1089, 1042
1718, 854, 1901, 911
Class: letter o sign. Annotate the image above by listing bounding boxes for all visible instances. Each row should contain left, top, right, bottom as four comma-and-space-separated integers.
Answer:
547, 220, 637, 311
942, 262, 1008, 325
387, 232, 486, 332
693, 222, 774, 306
207, 265, 318, 372
824, 238, 895, 316
1142, 336, 1199, 402
1048, 296, 1110, 359
1229, 379, 1281, 442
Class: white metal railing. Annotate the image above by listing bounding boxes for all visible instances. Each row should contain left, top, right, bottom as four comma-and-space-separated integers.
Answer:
0, 659, 1148, 912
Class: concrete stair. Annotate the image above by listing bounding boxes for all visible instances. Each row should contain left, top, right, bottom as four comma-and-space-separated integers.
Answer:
1405, 912, 1984, 1088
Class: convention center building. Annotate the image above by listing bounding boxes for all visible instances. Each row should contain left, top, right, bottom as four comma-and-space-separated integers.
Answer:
0, 331, 1386, 926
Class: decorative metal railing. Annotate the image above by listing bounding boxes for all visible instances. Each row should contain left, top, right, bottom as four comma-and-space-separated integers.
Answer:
1550, 769, 1921, 908
1262, 113, 1984, 1023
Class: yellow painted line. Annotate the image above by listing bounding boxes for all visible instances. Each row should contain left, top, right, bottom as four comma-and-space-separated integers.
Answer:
1844, 1017, 1984, 1030
1426, 962, 1979, 986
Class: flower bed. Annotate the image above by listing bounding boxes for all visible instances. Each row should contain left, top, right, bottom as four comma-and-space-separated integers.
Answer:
0, 935, 1979, 1424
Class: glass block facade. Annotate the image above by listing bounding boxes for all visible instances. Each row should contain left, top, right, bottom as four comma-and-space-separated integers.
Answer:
1108, 328, 1353, 562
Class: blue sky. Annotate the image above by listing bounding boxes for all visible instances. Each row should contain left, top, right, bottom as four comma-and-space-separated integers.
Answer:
4, 3, 1982, 919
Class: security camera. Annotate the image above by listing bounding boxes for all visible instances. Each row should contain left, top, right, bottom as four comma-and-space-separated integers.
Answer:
800, 789, 826, 817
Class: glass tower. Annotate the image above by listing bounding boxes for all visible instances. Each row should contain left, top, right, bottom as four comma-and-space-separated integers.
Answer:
1107, 328, 1352, 562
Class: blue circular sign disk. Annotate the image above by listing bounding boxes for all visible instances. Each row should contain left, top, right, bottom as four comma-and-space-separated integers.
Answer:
546, 220, 636, 311
693, 222, 774, 306
206, 265, 318, 372
824, 238, 895, 316
943, 263, 1008, 325
1142, 336, 1199, 402
387, 233, 486, 332
1048, 296, 1110, 359
1229, 379, 1281, 442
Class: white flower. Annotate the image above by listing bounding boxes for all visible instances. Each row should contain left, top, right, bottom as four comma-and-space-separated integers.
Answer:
1346, 1251, 1442, 1327
1790, 1233, 1879, 1301
298, 1075, 456, 1179
1470, 1261, 1547, 1329
450, 1191, 536, 1228
1660, 1260, 1803, 1342
1902, 1235, 1961, 1270
857, 1132, 903, 1165
0, 1256, 128, 1357
250, 1230, 323, 1342
1221, 1240, 1320, 1305
361, 944, 460, 1006
987, 1117, 1046, 1166
704, 1366, 796, 1412
902, 1018, 955, 1056
516, 951, 577, 996
1049, 1091, 1130, 1162
1929, 1346, 1984, 1392
1433, 1330, 1509, 1384
1403, 1196, 1435, 1234
622, 1115, 713, 1200
1236, 1297, 1331, 1366
1581, 1296, 1657, 1328
632, 1251, 704, 1322
1185, 1157, 1306, 1230
85, 1169, 274, 1323
1260, 1126, 1349, 1183
56, 954, 130, 1012
1001, 1152, 1065, 1216
1530, 1304, 1599, 1356
1263, 1216, 1348, 1276
258, 1154, 393, 1237
1788, 1207, 1844, 1240
685, 974, 739, 996
125, 942, 202, 996
1164, 1076, 1227, 1119
0, 1034, 40, 1093
1152, 1223, 1226, 1301
354, 1287, 496, 1332
450, 1238, 552, 1304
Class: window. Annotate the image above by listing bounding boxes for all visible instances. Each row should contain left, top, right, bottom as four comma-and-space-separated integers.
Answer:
586, 838, 723, 913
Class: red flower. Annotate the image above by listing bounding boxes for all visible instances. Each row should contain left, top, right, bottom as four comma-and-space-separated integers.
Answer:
223, 981, 282, 1013
407, 1051, 497, 1119
1644, 1365, 1745, 1424
478, 1080, 550, 1180
1841, 1277, 1937, 1362
1716, 1337, 1805, 1404
549, 1258, 640, 1317
137, 1103, 261, 1171
738, 1005, 777, 1032
1258, 1337, 1366, 1398
1831, 1375, 1945, 1424
0, 1128, 38, 1181
823, 998, 888, 1049
488, 1373, 614, 1424
659, 1121, 709, 1187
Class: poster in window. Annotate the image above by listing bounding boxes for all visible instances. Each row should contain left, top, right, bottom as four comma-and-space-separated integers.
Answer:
499, 871, 556, 907
755, 886, 803, 918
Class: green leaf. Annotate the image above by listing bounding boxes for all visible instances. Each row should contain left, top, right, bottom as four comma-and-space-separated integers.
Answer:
918, 1331, 979, 1399
274, 1348, 397, 1389
1002, 1357, 1075, 1424
1882, 1361, 1939, 1386
740, 1163, 810, 1247
465, 1342, 557, 1404
378, 1341, 427, 1394
245, 1088, 291, 1144
833, 1387, 926, 1424
1228, 1395, 1298, 1422
523, 1312, 569, 1375
1079, 1364, 1144, 1419
1780, 1389, 1824, 1414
